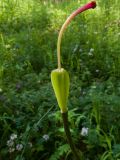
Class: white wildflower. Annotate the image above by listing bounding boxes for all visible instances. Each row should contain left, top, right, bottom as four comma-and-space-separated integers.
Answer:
10, 133, 17, 140
43, 134, 49, 141
81, 127, 88, 136
9, 147, 15, 153
96, 69, 99, 73
7, 140, 14, 147
90, 48, 94, 52
16, 144, 23, 151
88, 52, 93, 56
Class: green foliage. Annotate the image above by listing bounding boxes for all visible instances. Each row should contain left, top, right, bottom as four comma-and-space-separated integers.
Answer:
49, 144, 70, 160
0, 0, 120, 159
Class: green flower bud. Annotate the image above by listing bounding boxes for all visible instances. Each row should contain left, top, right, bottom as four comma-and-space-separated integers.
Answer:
51, 68, 70, 113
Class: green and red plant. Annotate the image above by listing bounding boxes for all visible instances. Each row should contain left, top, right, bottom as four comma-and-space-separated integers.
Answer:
51, 1, 96, 159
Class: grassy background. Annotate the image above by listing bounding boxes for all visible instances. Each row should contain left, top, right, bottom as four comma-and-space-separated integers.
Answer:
0, 0, 120, 159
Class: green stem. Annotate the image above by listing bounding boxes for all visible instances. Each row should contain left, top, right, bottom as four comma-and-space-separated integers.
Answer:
62, 112, 80, 160
57, 1, 96, 70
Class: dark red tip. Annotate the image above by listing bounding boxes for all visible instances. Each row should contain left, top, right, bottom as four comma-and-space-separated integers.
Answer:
91, 1, 96, 9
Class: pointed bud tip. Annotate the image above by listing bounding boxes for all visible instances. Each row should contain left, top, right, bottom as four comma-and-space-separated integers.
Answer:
91, 1, 96, 9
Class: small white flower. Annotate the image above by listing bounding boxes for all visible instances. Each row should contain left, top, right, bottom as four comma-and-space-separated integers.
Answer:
81, 127, 88, 136
43, 134, 49, 141
16, 144, 23, 151
90, 48, 94, 52
9, 147, 15, 153
88, 52, 93, 56
96, 69, 99, 73
10, 133, 17, 140
7, 140, 14, 147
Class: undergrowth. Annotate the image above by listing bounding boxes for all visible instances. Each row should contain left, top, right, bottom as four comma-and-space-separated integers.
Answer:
0, 0, 120, 159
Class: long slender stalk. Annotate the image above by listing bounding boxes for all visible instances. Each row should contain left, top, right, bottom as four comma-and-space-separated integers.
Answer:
55, 1, 96, 159
62, 112, 80, 160
57, 1, 96, 70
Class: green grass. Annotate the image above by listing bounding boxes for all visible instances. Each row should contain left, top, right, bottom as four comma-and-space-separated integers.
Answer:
0, 0, 120, 159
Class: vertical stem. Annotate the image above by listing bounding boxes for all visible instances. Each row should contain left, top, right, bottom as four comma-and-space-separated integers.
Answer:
62, 112, 80, 160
